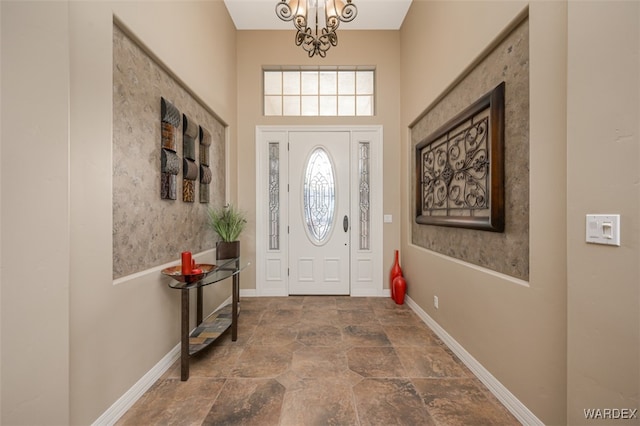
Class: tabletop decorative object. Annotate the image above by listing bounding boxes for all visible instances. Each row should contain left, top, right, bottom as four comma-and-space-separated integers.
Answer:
162, 263, 216, 283
181, 251, 193, 275
208, 204, 247, 259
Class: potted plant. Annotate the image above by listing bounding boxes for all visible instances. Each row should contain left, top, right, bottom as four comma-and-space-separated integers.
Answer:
207, 204, 247, 259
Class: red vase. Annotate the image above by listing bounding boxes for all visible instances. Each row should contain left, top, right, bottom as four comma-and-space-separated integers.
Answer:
393, 276, 407, 305
390, 250, 403, 299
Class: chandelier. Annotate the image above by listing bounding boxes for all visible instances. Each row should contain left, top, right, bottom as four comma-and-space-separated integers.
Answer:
275, 0, 358, 58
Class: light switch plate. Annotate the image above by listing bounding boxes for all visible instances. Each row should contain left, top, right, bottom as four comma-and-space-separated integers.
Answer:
586, 214, 620, 246
383, 214, 393, 223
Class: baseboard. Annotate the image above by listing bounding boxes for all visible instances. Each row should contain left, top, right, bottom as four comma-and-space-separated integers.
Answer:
247, 289, 390, 297
405, 296, 544, 426
91, 343, 180, 426
351, 288, 386, 297
240, 288, 257, 297
92, 297, 233, 425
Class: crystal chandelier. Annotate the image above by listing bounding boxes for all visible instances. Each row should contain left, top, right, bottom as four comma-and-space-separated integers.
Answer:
275, 0, 358, 58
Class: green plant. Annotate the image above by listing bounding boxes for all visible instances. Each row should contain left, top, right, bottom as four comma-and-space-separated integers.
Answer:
207, 204, 247, 242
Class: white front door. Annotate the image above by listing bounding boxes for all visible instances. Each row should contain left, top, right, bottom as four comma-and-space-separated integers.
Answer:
288, 131, 350, 295
256, 126, 383, 297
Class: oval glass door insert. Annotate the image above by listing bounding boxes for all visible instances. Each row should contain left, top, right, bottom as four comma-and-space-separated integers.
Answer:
303, 147, 336, 244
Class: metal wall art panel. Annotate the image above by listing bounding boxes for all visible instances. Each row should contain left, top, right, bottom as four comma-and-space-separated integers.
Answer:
183, 158, 198, 202
200, 164, 212, 203
182, 114, 198, 161
161, 148, 180, 200
182, 114, 198, 202
183, 179, 195, 203
199, 125, 212, 203
415, 82, 505, 232
160, 97, 180, 199
161, 122, 177, 151
199, 126, 211, 166
161, 149, 180, 174
161, 97, 181, 127
161, 173, 177, 200
183, 158, 198, 179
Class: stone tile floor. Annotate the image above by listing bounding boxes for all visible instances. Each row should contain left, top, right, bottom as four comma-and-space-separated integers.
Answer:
117, 296, 520, 425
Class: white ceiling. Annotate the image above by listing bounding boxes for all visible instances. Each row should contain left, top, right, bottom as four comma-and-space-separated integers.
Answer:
223, 0, 412, 30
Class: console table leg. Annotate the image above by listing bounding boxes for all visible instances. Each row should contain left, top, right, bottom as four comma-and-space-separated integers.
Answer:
232, 273, 238, 341
196, 286, 203, 325
181, 289, 189, 381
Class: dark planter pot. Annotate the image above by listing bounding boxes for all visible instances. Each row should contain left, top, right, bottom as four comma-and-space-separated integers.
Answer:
216, 240, 240, 260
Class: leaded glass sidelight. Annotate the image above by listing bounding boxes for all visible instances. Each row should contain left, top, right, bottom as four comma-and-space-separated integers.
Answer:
303, 147, 336, 244
359, 142, 370, 250
268, 143, 280, 250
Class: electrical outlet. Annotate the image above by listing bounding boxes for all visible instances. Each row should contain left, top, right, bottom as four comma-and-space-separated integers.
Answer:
434, 295, 439, 309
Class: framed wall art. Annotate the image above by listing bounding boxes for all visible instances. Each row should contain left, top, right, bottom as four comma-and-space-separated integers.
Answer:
415, 82, 505, 232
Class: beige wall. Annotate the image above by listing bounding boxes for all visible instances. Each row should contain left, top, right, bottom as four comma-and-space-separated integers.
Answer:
236, 30, 402, 292
400, 2, 568, 424
566, 2, 640, 424
1, 2, 71, 424
2, 1, 237, 424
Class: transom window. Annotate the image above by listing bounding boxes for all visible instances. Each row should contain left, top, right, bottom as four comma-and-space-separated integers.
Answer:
264, 68, 375, 117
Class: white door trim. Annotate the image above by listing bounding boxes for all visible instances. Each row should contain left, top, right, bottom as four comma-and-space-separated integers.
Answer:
255, 125, 384, 297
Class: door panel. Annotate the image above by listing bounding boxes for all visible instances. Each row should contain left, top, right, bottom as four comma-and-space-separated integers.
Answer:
289, 131, 350, 295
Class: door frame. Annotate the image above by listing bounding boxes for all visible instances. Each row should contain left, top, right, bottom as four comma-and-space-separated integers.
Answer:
255, 125, 384, 297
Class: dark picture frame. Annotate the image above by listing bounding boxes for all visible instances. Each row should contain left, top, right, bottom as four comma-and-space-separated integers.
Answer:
415, 82, 505, 232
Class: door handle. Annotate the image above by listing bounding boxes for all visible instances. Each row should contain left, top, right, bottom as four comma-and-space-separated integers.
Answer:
343, 215, 349, 232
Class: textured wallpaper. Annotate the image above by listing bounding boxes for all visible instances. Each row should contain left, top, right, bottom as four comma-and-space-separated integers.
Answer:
112, 25, 225, 279
411, 19, 530, 280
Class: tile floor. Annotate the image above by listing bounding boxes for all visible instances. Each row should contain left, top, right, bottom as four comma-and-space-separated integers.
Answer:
117, 296, 520, 425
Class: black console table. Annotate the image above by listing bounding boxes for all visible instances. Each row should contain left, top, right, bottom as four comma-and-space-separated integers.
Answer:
167, 257, 247, 381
